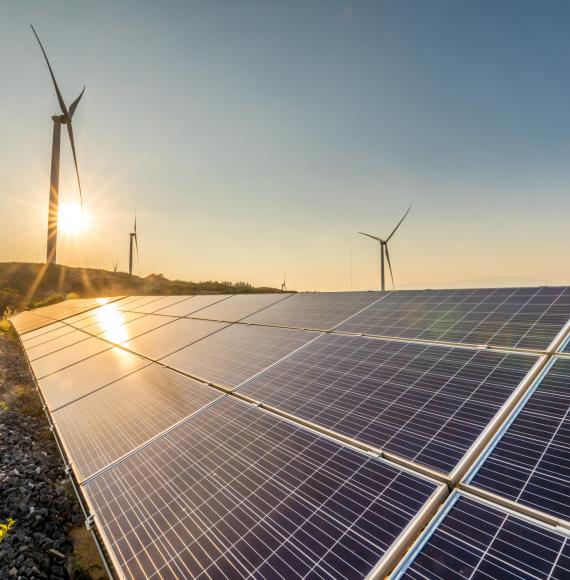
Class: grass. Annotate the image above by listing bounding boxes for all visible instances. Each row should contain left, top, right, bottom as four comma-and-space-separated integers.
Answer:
0, 262, 285, 318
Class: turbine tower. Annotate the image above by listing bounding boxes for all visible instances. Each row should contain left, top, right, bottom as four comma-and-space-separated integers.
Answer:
31, 25, 85, 265
359, 206, 411, 291
129, 216, 140, 276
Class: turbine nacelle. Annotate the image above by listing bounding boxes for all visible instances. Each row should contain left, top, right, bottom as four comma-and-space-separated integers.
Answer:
358, 206, 412, 291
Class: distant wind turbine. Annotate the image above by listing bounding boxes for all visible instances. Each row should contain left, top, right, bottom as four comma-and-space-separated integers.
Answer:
31, 25, 85, 265
128, 215, 140, 276
359, 206, 411, 291
281, 268, 287, 292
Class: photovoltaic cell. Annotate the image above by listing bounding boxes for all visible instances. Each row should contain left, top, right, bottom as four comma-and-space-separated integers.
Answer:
53, 364, 222, 481
337, 287, 570, 351
96, 314, 175, 345
112, 295, 166, 311
64, 307, 144, 331
192, 293, 291, 322
31, 297, 121, 321
154, 294, 232, 317
469, 357, 570, 522
398, 495, 570, 579
126, 295, 191, 314
242, 291, 384, 330
29, 336, 112, 379
162, 324, 317, 388
84, 397, 440, 580
9, 311, 57, 335
122, 318, 228, 360
21, 322, 74, 348
37, 347, 149, 410
26, 329, 92, 361
239, 333, 537, 473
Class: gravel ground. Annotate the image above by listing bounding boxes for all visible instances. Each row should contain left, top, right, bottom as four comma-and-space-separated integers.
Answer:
0, 330, 108, 579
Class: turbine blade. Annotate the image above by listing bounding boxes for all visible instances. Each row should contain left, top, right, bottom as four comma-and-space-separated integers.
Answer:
386, 206, 412, 242
385, 244, 395, 290
66, 122, 83, 207
68, 86, 85, 118
358, 232, 384, 242
30, 25, 69, 117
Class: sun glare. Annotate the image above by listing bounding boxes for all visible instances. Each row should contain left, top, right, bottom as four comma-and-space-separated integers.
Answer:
58, 202, 88, 234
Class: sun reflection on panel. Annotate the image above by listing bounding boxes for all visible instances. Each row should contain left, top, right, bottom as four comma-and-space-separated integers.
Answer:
95, 303, 128, 344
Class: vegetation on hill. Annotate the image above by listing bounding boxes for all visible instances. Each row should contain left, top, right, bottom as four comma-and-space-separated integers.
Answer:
0, 262, 284, 317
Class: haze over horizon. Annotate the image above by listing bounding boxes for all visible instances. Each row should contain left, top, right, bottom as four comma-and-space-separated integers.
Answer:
1, 0, 569, 292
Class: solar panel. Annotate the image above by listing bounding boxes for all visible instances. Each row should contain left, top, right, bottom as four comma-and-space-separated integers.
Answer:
20, 322, 75, 348
11, 290, 570, 579
242, 291, 383, 330
53, 364, 222, 481
337, 287, 570, 351
239, 333, 537, 474
37, 347, 150, 411
83, 396, 441, 580
162, 324, 318, 389
96, 313, 175, 345
125, 295, 191, 314
151, 294, 232, 317
468, 357, 570, 523
9, 311, 57, 334
30, 336, 113, 379
64, 306, 144, 330
192, 293, 291, 322
25, 329, 92, 361
31, 297, 122, 321
112, 295, 166, 311
122, 318, 228, 360
395, 494, 570, 579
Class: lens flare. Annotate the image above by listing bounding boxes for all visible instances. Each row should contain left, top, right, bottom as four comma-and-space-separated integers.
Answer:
58, 202, 88, 234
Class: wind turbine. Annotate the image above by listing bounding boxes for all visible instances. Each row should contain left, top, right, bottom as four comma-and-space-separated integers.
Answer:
31, 25, 85, 265
128, 215, 140, 276
359, 206, 411, 291
281, 268, 287, 292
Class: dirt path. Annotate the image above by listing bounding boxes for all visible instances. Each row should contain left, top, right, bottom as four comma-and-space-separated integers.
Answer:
0, 330, 108, 579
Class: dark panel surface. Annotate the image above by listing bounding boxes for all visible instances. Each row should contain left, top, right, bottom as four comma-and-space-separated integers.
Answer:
37, 347, 149, 410
30, 337, 112, 379
192, 293, 291, 322
400, 495, 570, 579
84, 397, 439, 580
153, 294, 232, 317
243, 291, 384, 330
240, 334, 537, 473
123, 318, 228, 360
470, 357, 570, 522
162, 324, 317, 388
53, 365, 222, 481
337, 287, 570, 350
127, 295, 191, 314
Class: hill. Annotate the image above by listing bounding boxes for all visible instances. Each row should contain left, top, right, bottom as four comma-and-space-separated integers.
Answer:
0, 262, 284, 317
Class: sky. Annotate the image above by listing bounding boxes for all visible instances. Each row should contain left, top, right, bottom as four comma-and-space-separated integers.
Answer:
1, 0, 569, 291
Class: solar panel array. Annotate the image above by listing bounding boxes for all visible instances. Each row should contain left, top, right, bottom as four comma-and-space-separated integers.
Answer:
9, 287, 570, 579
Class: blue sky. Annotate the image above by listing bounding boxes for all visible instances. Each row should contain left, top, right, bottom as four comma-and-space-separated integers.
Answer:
1, 0, 569, 290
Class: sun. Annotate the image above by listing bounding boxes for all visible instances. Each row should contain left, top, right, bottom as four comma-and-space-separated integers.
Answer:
58, 202, 88, 234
